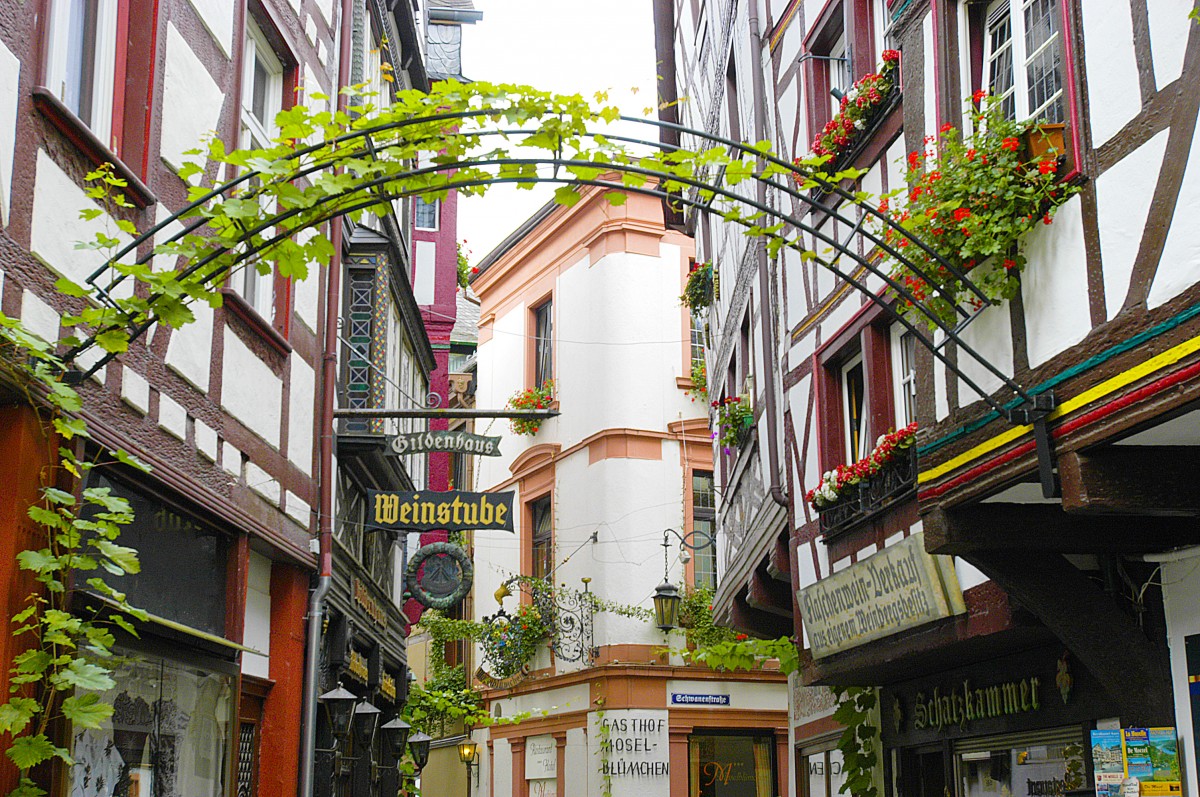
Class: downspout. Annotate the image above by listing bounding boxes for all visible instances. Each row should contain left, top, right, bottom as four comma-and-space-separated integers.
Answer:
299, 0, 353, 793
748, 0, 788, 508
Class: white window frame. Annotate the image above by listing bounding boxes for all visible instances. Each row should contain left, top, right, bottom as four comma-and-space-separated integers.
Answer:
841, 352, 870, 463
44, 0, 119, 148
982, 0, 1063, 122
236, 19, 285, 320
890, 323, 918, 428
829, 34, 850, 118
413, 196, 440, 230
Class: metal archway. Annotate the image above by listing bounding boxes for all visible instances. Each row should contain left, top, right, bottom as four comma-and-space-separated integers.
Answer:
63, 110, 1053, 433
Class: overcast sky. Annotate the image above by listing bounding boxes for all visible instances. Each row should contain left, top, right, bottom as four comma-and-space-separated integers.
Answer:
456, 0, 660, 264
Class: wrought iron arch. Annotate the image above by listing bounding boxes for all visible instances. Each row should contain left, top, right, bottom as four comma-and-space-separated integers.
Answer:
63, 109, 1056, 466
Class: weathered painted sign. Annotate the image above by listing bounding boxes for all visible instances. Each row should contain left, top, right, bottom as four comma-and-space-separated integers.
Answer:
390, 430, 502, 457
368, 490, 515, 532
797, 532, 963, 658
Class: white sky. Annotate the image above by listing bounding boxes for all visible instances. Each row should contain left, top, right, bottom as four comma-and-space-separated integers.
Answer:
456, 0, 660, 264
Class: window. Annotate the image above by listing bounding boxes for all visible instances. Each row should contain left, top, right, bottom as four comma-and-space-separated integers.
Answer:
801, 740, 847, 797
690, 312, 706, 369
828, 34, 850, 117
343, 268, 376, 434
982, 0, 1064, 123
44, 0, 118, 146
530, 496, 553, 580
691, 471, 716, 591
533, 299, 553, 387
725, 51, 741, 142
689, 733, 776, 797
891, 325, 917, 427
841, 353, 869, 462
954, 728, 1084, 797
414, 196, 439, 230
235, 18, 285, 319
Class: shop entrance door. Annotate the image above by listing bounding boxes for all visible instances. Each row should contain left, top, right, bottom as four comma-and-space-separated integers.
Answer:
898, 746, 948, 797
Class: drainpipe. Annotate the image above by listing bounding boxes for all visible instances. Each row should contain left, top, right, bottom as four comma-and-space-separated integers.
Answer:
299, 0, 353, 793
748, 0, 788, 509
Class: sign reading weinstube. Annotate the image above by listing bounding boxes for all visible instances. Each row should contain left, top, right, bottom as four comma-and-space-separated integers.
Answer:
390, 430, 502, 457
368, 491, 515, 532
797, 532, 964, 658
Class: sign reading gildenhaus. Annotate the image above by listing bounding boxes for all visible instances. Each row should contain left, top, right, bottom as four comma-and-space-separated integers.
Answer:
368, 491, 515, 532
390, 430, 502, 457
797, 532, 963, 658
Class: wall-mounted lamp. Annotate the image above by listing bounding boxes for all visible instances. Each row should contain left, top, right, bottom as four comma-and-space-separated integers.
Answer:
371, 717, 413, 783
458, 738, 479, 766
830, 87, 847, 101
408, 731, 433, 772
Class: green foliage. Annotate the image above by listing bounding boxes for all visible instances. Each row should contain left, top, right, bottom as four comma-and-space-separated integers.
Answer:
883, 94, 1080, 327
684, 635, 800, 675
507, 380, 554, 436
479, 603, 551, 680
686, 358, 707, 402
711, 395, 753, 453
832, 686, 879, 797
457, 241, 474, 288
680, 262, 713, 311
677, 587, 737, 649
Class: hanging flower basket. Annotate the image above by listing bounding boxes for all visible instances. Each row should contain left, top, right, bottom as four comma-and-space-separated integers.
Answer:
479, 603, 551, 680
712, 395, 753, 454
681, 262, 714, 312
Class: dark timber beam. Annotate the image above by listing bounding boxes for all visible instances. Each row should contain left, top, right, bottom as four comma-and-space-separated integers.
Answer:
746, 564, 793, 619
767, 533, 792, 583
721, 591, 794, 639
1060, 446, 1200, 516
967, 549, 1174, 725
924, 503, 1200, 555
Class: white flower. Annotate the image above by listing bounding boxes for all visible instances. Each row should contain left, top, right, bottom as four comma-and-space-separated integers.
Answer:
820, 485, 838, 502
854, 119, 866, 130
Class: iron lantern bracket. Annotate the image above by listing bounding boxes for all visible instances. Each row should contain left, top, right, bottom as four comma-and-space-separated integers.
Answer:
1005, 391, 1060, 499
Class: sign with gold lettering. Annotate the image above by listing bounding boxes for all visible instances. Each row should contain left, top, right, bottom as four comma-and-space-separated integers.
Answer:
347, 649, 369, 685
368, 490, 515, 532
380, 672, 397, 702
797, 532, 964, 658
352, 578, 388, 629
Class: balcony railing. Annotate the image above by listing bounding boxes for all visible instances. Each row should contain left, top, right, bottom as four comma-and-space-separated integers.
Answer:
818, 445, 917, 537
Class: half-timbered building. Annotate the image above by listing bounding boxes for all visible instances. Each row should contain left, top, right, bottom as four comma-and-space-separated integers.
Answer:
657, 1, 1200, 796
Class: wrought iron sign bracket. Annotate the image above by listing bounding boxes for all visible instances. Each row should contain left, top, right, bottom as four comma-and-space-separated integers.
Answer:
1005, 391, 1060, 499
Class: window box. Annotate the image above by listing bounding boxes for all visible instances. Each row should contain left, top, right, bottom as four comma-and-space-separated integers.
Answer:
819, 445, 917, 537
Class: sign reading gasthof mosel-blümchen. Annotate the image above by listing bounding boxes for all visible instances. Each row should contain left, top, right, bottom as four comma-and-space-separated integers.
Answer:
368, 490, 515, 532
390, 430, 502, 457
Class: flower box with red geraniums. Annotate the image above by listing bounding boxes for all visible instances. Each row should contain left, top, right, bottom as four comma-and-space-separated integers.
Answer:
507, 380, 554, 436
881, 93, 1080, 329
807, 49, 901, 166
805, 423, 917, 512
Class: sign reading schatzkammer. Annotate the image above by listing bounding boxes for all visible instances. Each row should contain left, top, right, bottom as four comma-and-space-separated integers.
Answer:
368, 491, 516, 532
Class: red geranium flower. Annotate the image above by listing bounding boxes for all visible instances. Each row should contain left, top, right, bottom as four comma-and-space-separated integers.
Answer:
882, 49, 900, 63
953, 207, 971, 222
972, 89, 987, 103
1001, 137, 1020, 151
1038, 159, 1057, 175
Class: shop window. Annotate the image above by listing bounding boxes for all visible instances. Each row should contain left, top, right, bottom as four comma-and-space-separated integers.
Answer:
530, 496, 553, 580
955, 728, 1084, 797
85, 473, 229, 636
800, 742, 846, 797
980, 0, 1064, 123
70, 650, 236, 797
414, 196, 439, 230
689, 733, 777, 797
691, 471, 716, 591
533, 299, 553, 387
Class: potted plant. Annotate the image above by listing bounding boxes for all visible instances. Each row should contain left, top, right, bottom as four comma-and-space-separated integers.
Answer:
711, 394, 752, 454
507, 380, 554, 435
686, 359, 707, 402
681, 261, 714, 312
881, 93, 1080, 327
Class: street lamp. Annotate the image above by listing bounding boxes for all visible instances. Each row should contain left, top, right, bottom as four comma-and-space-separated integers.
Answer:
318, 684, 360, 742
458, 737, 479, 765
380, 718, 412, 761
408, 731, 433, 772
652, 579, 682, 631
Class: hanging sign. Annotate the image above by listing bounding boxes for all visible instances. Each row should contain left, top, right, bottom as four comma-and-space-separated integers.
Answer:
796, 532, 963, 658
390, 430, 502, 457
368, 490, 515, 532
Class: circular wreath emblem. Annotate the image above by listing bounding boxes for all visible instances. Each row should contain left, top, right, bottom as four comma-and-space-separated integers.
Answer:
404, 542, 473, 611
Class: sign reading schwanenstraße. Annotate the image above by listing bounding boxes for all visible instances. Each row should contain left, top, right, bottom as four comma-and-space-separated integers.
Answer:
368, 491, 515, 532
390, 430, 502, 457
797, 532, 964, 658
